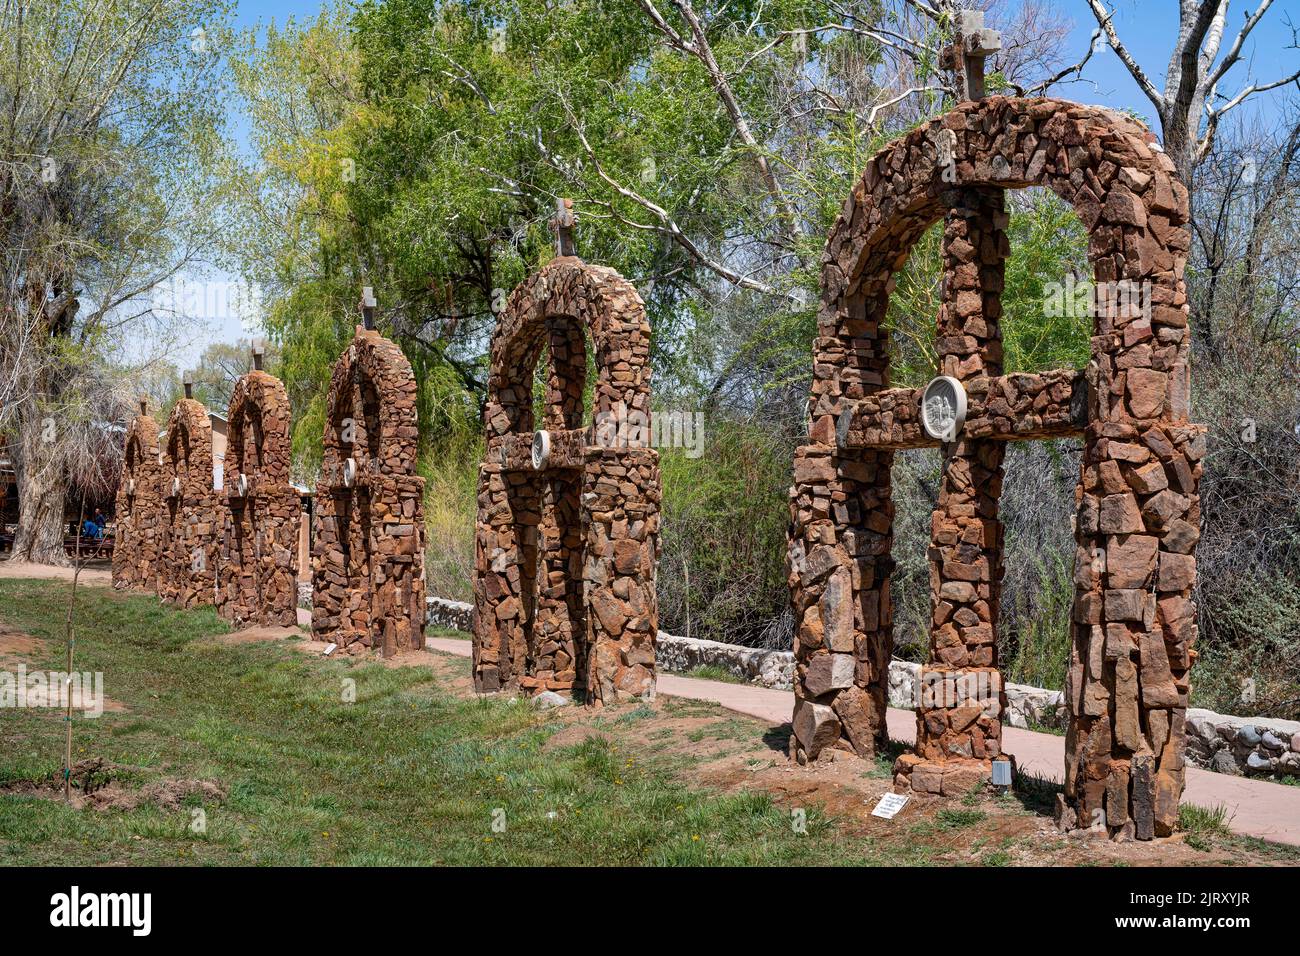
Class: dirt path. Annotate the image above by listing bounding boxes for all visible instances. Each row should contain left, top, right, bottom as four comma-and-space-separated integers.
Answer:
0, 560, 112, 586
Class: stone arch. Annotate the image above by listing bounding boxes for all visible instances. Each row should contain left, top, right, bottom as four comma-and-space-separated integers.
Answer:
473, 256, 660, 704
311, 328, 425, 656
160, 398, 217, 608
112, 406, 162, 592
788, 96, 1201, 839
217, 371, 301, 627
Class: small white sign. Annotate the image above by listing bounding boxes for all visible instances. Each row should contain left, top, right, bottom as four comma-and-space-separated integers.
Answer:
322, 643, 338, 657
870, 792, 910, 819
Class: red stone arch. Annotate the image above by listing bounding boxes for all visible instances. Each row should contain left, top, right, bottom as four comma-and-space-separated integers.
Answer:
473, 257, 660, 704
789, 96, 1202, 839
160, 398, 217, 608
311, 329, 425, 656
113, 407, 162, 592
217, 371, 301, 627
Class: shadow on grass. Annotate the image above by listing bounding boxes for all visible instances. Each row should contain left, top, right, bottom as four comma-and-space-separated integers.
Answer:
762, 724, 792, 755
1009, 767, 1064, 814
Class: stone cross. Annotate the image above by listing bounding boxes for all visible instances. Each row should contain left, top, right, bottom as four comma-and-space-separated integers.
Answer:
251, 341, 264, 371
183, 374, 193, 400
551, 197, 576, 257
139, 394, 149, 416
360, 286, 377, 330
945, 9, 1001, 102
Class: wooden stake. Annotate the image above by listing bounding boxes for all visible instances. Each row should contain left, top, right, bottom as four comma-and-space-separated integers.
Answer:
64, 497, 86, 803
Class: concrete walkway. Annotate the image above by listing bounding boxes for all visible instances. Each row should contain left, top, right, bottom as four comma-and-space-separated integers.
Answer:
427, 636, 1300, 848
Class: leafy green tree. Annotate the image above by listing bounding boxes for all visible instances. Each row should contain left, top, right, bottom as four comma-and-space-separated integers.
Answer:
1, 0, 234, 563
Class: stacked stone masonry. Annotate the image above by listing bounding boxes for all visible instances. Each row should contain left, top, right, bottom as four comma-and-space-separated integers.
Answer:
217, 371, 301, 627
158, 399, 219, 609
472, 257, 661, 705
787, 96, 1199, 840
311, 329, 427, 657
112, 407, 163, 593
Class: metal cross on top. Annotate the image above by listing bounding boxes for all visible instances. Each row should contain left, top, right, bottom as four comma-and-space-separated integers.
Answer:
359, 286, 377, 330
942, 8, 1002, 102
551, 196, 576, 257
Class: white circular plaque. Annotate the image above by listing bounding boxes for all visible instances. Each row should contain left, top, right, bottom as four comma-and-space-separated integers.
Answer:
531, 430, 551, 470
921, 375, 968, 442
236, 473, 249, 497
171, 476, 181, 498
343, 457, 357, 488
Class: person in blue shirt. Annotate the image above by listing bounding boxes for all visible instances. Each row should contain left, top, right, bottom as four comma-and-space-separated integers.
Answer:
81, 517, 102, 540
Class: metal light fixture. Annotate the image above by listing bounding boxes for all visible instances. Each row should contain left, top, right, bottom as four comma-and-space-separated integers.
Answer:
991, 757, 1013, 789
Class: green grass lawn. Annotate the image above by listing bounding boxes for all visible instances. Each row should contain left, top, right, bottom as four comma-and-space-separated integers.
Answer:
4, 579, 1296, 868
0, 579, 863, 866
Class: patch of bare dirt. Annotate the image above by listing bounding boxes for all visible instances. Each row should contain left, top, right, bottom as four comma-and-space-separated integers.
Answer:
542, 725, 612, 753
298, 641, 478, 694
0, 560, 112, 586
201, 624, 304, 646
1, 758, 224, 811
0, 624, 128, 712
0, 625, 46, 667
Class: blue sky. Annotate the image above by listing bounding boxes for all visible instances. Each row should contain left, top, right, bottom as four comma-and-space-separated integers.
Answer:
175, 0, 1299, 368
1051, 1, 1297, 126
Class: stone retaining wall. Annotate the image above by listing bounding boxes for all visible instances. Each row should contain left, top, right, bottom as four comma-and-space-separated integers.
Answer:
428, 595, 474, 632
1185, 709, 1300, 778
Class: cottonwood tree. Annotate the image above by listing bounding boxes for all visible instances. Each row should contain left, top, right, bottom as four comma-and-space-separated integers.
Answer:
0, 0, 232, 563
1087, 0, 1300, 184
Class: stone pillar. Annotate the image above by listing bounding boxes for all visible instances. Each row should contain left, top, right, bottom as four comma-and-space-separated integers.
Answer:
471, 463, 535, 692
217, 371, 301, 628
584, 447, 660, 704
1065, 379, 1204, 838
311, 328, 425, 656
112, 414, 162, 593
219, 486, 301, 627
897, 187, 1012, 794
159, 399, 217, 610
369, 473, 426, 657
788, 284, 896, 763
529, 471, 583, 693
472, 258, 659, 703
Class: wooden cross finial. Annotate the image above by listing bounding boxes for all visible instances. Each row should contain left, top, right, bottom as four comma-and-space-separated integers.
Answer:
944, 9, 1001, 102
251, 341, 265, 371
360, 286, 377, 331
182, 373, 193, 400
551, 197, 576, 257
